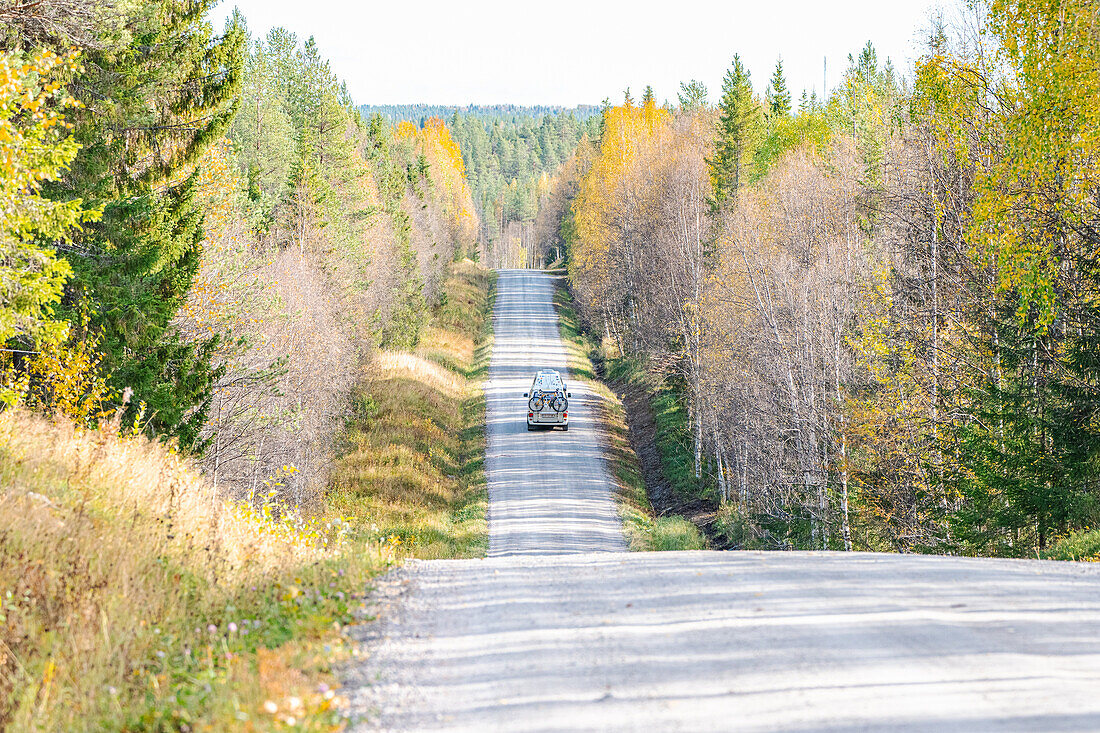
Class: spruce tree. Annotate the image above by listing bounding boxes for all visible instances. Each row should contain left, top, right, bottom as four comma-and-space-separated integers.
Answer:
49, 1, 244, 449
708, 55, 762, 206
766, 58, 792, 118
953, 307, 1094, 554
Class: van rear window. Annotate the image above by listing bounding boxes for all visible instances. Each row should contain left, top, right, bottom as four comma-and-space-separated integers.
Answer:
534, 374, 564, 390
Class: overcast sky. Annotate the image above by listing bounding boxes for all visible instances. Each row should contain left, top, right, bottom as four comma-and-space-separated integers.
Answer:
213, 0, 939, 107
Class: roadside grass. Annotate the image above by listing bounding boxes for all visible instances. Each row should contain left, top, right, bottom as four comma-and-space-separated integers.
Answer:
552, 283, 704, 552
0, 409, 386, 732
1041, 528, 1100, 562
328, 260, 494, 559
603, 359, 710, 505
0, 259, 496, 731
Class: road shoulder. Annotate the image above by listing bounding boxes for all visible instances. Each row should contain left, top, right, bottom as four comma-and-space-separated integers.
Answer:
551, 275, 705, 551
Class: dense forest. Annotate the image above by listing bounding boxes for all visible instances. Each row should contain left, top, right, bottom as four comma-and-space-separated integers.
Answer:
0, 1, 486, 727
366, 104, 601, 267
1, 0, 1098, 726
0, 2, 477, 506
547, 0, 1100, 558
3, 0, 1094, 559
361, 103, 601, 125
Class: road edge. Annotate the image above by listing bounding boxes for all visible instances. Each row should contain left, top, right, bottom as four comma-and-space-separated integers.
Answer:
550, 274, 705, 552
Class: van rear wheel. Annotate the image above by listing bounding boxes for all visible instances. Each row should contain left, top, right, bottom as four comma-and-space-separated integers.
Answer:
562, 424, 569, 432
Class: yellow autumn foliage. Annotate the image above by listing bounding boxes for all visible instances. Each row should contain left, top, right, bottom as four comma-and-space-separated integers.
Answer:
397, 117, 479, 252
569, 99, 670, 319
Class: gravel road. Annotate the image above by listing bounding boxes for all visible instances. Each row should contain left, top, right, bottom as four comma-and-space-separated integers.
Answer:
344, 269, 1100, 731
348, 552, 1100, 732
483, 269, 625, 556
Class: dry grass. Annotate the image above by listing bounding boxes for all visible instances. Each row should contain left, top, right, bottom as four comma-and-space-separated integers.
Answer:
374, 351, 465, 395
0, 259, 494, 729
0, 409, 387, 731
329, 261, 494, 559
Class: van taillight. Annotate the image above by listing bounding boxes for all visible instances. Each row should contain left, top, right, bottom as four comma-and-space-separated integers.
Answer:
563, 412, 567, 418
528, 412, 533, 418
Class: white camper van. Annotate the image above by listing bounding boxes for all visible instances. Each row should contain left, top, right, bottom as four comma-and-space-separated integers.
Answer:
524, 369, 570, 431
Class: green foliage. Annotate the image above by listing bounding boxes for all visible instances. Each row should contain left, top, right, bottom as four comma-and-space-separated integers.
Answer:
677, 80, 709, 111
651, 389, 705, 500
356, 117, 432, 348
2, 316, 114, 425
230, 24, 296, 223
444, 108, 598, 238
914, 0, 1100, 555
0, 49, 95, 356
647, 517, 707, 551
378, 218, 429, 350
709, 54, 763, 206
831, 42, 902, 193
1041, 528, 1100, 562
73, 173, 226, 450
287, 36, 356, 171
754, 101, 830, 176
765, 58, 791, 118
281, 144, 332, 248
604, 366, 699, 503
33, 0, 246, 450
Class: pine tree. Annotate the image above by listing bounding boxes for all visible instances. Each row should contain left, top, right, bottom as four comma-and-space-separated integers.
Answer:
641, 85, 655, 105
766, 58, 791, 118
231, 23, 296, 221
708, 55, 762, 206
50, 1, 244, 450
289, 36, 354, 171
677, 80, 708, 111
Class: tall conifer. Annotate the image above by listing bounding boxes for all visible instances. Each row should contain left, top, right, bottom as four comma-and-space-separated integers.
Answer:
766, 58, 792, 118
708, 55, 762, 206
50, 0, 244, 449
677, 80, 708, 111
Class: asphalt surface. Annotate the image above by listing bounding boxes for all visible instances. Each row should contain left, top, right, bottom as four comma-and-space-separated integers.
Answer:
345, 268, 1100, 731
482, 269, 625, 556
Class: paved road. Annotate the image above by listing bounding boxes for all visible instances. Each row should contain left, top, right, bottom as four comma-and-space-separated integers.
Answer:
483, 269, 624, 556
345, 268, 1100, 731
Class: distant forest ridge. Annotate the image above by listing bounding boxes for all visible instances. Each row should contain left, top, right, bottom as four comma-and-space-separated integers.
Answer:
359, 103, 603, 124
